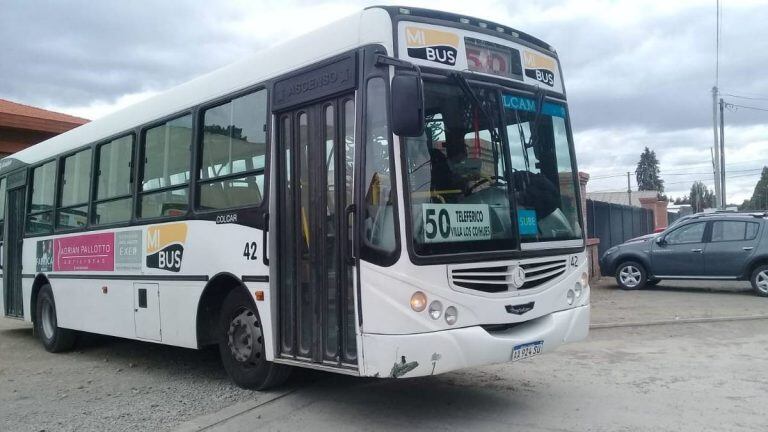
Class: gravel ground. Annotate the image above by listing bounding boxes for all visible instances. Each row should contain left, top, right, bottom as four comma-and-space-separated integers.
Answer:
2, 278, 767, 431
0, 325, 263, 432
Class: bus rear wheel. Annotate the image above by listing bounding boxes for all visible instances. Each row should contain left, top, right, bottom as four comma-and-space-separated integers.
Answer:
218, 288, 291, 390
35, 285, 77, 352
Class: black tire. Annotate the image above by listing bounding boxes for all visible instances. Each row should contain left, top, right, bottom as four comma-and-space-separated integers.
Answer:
615, 261, 648, 290
35, 285, 77, 353
218, 288, 291, 390
646, 278, 661, 287
750, 264, 768, 297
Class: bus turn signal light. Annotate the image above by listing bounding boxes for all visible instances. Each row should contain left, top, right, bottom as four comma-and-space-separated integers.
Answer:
254, 291, 264, 301
410, 292, 427, 312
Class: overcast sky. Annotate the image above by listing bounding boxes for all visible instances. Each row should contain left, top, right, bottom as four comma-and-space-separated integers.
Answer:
2, 0, 767, 203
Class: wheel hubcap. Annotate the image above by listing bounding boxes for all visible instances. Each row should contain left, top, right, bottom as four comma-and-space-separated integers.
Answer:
227, 308, 263, 364
756, 271, 768, 293
619, 266, 642, 287
41, 300, 55, 340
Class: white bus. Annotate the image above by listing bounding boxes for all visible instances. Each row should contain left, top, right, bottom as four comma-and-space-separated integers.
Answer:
0, 6, 589, 389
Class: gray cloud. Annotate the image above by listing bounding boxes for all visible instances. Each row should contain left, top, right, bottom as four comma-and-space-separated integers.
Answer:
0, 1, 258, 107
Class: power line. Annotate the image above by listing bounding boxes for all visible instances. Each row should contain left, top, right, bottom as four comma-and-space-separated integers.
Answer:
663, 172, 761, 187
588, 171, 762, 192
586, 165, 764, 181
726, 103, 768, 113
721, 92, 768, 102
662, 168, 763, 177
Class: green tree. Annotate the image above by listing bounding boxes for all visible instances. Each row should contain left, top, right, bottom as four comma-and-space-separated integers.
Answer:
745, 167, 768, 210
689, 181, 716, 213
635, 147, 664, 192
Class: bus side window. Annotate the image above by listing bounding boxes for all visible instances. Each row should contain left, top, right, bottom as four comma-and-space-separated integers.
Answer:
139, 115, 192, 219
93, 135, 134, 225
57, 148, 91, 230
198, 89, 267, 210
361, 77, 398, 262
27, 160, 56, 235
0, 177, 6, 240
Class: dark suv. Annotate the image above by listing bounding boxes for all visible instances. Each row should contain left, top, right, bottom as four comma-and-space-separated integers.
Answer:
600, 212, 768, 296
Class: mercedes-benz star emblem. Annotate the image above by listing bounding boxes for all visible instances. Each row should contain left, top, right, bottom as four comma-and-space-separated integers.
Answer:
511, 267, 526, 289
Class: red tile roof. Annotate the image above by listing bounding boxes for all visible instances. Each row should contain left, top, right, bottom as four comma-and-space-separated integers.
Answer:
0, 98, 89, 137
0, 98, 89, 124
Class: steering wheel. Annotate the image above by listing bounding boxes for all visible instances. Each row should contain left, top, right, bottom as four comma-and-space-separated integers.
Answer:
466, 175, 506, 195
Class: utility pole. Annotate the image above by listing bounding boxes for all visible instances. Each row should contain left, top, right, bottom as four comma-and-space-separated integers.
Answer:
719, 98, 726, 208
712, 87, 721, 207
627, 172, 632, 206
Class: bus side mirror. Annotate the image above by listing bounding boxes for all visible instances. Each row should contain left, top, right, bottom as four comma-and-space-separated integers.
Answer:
390, 72, 424, 137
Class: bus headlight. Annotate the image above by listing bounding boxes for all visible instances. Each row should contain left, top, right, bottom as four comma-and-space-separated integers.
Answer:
566, 289, 575, 305
574, 282, 583, 299
445, 306, 458, 325
580, 272, 589, 289
428, 301, 443, 320
410, 292, 427, 312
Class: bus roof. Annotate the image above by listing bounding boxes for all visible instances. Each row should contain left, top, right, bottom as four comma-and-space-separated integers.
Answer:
371, 5, 554, 52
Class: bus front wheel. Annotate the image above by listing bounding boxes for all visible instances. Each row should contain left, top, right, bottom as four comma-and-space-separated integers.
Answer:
218, 288, 291, 390
35, 285, 77, 352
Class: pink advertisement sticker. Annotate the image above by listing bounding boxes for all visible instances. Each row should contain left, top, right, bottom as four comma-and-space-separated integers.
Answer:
54, 232, 115, 272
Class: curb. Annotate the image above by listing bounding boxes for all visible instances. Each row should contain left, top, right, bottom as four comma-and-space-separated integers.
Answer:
174, 387, 297, 432
590, 314, 768, 329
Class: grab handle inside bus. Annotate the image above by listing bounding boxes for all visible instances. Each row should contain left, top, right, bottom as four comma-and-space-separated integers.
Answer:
345, 204, 356, 265
262, 212, 269, 266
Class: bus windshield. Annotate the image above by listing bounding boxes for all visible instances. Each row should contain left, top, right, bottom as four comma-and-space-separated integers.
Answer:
404, 80, 583, 256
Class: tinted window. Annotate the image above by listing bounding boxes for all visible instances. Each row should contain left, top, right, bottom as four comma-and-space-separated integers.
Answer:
30, 161, 56, 212
94, 199, 132, 225
199, 90, 267, 209
96, 135, 133, 200
665, 222, 705, 244
712, 220, 759, 242
94, 135, 134, 225
142, 115, 192, 192
58, 149, 92, 230
140, 115, 192, 218
362, 77, 397, 256
27, 160, 56, 234
140, 189, 188, 219
0, 177, 6, 240
746, 222, 759, 240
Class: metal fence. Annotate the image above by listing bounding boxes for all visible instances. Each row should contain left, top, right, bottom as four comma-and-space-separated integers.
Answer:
668, 211, 682, 225
586, 199, 655, 258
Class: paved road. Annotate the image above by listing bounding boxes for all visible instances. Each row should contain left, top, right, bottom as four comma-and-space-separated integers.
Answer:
178, 319, 768, 432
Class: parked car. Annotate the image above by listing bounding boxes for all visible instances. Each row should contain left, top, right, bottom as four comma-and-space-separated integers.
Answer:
600, 212, 768, 296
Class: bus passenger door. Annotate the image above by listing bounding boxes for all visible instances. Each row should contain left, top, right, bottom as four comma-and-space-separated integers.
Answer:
275, 95, 358, 368
4, 184, 25, 318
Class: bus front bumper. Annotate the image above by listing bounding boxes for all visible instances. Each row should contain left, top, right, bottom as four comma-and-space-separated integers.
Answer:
360, 304, 590, 378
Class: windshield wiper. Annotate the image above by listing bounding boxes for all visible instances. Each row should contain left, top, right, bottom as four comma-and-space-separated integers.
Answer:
450, 72, 500, 146
526, 87, 547, 150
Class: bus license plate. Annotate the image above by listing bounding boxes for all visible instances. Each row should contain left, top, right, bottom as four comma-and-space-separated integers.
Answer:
512, 341, 543, 361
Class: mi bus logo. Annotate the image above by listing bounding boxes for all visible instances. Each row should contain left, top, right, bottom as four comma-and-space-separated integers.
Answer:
523, 51, 556, 87
146, 223, 187, 272
405, 26, 459, 66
